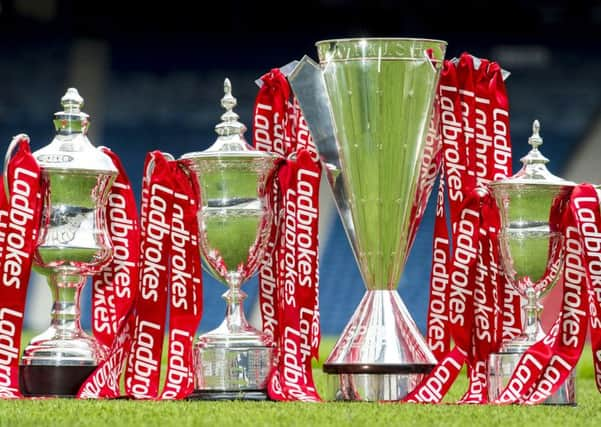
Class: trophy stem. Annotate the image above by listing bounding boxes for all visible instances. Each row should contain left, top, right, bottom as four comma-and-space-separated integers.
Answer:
222, 286, 249, 333
48, 274, 85, 337
522, 287, 545, 344
502, 287, 545, 352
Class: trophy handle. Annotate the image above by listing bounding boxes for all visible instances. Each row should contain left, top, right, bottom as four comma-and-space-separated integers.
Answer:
145, 151, 175, 180
3, 133, 30, 201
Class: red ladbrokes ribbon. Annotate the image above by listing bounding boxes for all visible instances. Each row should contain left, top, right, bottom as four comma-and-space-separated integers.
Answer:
406, 187, 502, 403
159, 161, 202, 399
0, 136, 42, 398
495, 184, 601, 404
122, 152, 202, 400
125, 152, 174, 398
78, 148, 140, 398
269, 150, 321, 402
422, 53, 516, 403
253, 68, 321, 401
92, 148, 139, 349
425, 58, 472, 362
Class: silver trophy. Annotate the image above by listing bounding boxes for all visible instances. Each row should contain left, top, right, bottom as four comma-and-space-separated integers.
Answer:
288, 38, 447, 401
8, 89, 117, 396
180, 79, 277, 400
488, 120, 575, 405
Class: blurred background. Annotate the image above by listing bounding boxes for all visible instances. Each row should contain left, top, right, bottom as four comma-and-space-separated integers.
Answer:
3, 0, 601, 338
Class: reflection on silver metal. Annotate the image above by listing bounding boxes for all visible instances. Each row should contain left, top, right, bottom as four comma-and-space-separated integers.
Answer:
488, 120, 576, 405
488, 352, 575, 405
289, 38, 447, 401
20, 88, 117, 370
180, 79, 277, 398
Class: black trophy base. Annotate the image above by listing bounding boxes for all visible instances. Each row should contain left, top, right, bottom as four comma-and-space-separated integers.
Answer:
323, 363, 435, 401
323, 362, 435, 375
19, 365, 97, 397
188, 390, 269, 401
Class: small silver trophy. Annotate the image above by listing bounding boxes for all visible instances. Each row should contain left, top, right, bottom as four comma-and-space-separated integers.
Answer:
180, 79, 277, 400
288, 38, 446, 400
488, 120, 576, 405
12, 88, 117, 396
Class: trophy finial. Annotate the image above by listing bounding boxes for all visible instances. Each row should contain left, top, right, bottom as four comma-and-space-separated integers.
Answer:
528, 119, 543, 150
221, 78, 236, 111
215, 77, 246, 137
61, 88, 84, 113
54, 87, 89, 134
521, 119, 549, 166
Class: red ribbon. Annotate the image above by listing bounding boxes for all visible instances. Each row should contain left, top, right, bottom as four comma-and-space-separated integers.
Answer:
253, 69, 322, 401
0, 137, 42, 398
159, 161, 202, 399
79, 148, 140, 398
125, 152, 174, 398
421, 54, 515, 403
119, 152, 203, 400
92, 148, 140, 349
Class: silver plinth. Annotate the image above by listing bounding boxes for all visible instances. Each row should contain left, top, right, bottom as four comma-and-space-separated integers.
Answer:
180, 79, 277, 400
12, 88, 117, 396
488, 120, 576, 405
289, 38, 446, 401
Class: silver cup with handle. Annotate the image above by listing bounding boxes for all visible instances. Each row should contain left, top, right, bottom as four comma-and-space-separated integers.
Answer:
8, 88, 117, 397
488, 120, 576, 405
180, 79, 278, 400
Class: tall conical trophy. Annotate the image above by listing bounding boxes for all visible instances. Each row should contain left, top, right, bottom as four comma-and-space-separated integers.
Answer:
289, 38, 446, 400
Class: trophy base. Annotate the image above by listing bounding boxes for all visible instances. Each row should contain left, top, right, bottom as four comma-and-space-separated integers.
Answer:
19, 365, 97, 397
323, 290, 437, 401
194, 326, 273, 398
188, 390, 269, 401
323, 363, 433, 401
488, 351, 576, 405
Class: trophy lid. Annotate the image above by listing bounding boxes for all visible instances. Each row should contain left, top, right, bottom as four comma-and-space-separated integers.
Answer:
489, 120, 575, 189
33, 88, 117, 175
180, 78, 274, 162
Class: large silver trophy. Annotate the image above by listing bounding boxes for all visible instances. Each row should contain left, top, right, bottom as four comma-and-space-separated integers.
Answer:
289, 38, 447, 400
488, 120, 575, 405
11, 89, 117, 396
180, 79, 277, 400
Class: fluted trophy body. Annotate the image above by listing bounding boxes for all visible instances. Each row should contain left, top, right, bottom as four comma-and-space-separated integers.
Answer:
289, 38, 446, 400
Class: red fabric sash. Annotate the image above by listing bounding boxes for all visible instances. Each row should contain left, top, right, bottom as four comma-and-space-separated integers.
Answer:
421, 54, 515, 403
79, 148, 140, 398
0, 136, 42, 398
253, 69, 322, 401
120, 152, 203, 400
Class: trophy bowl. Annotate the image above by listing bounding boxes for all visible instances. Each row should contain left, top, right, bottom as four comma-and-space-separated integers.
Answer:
488, 120, 576, 405
14, 88, 117, 397
180, 79, 278, 400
